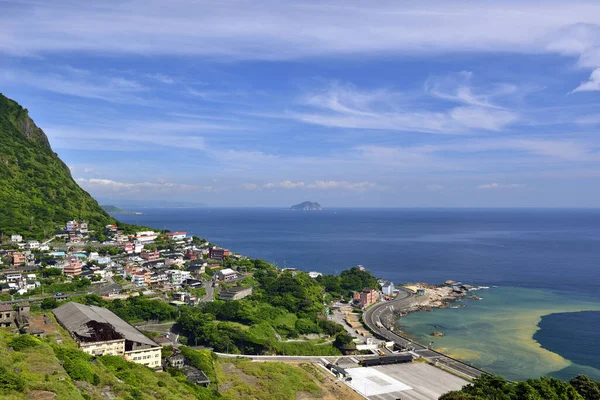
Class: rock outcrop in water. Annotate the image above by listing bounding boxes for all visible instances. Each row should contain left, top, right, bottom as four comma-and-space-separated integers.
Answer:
290, 201, 322, 211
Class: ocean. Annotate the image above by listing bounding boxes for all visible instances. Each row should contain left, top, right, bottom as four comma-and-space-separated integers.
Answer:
118, 207, 600, 380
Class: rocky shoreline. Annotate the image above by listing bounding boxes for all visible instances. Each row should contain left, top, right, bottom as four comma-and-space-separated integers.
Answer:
398, 281, 478, 315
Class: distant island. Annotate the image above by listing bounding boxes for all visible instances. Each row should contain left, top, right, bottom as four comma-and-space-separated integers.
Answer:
290, 201, 322, 211
101, 205, 143, 215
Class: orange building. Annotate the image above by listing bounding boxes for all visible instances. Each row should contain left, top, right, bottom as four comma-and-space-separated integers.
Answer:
10, 252, 26, 266
64, 257, 82, 276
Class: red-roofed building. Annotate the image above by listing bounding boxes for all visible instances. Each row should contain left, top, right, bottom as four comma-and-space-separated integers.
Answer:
166, 232, 187, 241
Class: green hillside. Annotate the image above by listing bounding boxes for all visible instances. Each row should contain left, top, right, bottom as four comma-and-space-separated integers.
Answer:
0, 329, 217, 400
0, 93, 114, 239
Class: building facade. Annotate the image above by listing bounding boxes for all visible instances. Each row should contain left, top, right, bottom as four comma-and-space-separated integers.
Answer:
219, 286, 252, 301
54, 302, 162, 368
355, 288, 379, 308
63, 257, 83, 276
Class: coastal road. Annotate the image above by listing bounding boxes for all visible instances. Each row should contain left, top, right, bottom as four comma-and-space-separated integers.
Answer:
200, 279, 214, 302
363, 289, 487, 380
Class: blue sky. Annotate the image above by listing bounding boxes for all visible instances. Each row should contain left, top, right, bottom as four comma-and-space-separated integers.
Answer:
2, 0, 600, 207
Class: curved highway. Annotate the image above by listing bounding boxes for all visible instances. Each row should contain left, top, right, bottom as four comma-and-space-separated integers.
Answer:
363, 288, 488, 380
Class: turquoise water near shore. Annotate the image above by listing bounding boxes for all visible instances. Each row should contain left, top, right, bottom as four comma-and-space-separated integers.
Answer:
398, 287, 600, 381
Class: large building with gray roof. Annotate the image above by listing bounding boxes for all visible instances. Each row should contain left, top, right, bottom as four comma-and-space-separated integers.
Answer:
53, 302, 162, 368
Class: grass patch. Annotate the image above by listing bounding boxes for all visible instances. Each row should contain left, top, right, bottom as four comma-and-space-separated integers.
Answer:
218, 359, 321, 400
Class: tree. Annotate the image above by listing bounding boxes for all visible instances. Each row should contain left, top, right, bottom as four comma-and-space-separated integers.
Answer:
40, 297, 58, 310
440, 374, 586, 400
570, 375, 600, 400
43, 267, 62, 277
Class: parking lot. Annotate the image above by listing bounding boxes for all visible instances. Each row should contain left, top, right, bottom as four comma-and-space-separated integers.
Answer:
346, 362, 468, 400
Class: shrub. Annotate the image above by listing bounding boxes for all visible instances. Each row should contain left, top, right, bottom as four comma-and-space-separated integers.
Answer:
53, 346, 96, 384
41, 297, 58, 310
180, 347, 217, 382
130, 388, 143, 400
99, 355, 141, 386
8, 334, 41, 351
64, 358, 96, 383
0, 366, 26, 392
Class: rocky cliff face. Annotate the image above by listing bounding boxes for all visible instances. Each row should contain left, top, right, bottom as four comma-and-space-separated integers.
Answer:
0, 94, 51, 149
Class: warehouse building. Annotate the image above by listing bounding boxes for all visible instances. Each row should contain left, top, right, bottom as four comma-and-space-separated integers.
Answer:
53, 302, 161, 368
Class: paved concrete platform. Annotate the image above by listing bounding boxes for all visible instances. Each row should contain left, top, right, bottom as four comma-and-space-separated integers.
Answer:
347, 362, 468, 400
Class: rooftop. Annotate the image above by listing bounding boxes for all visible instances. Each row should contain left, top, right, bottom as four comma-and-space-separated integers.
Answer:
53, 302, 158, 347
219, 268, 237, 275
182, 366, 211, 385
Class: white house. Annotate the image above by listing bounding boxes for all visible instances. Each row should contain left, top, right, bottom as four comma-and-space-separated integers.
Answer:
166, 270, 191, 286
150, 272, 168, 285
132, 274, 147, 287
216, 268, 238, 281
166, 232, 187, 241
382, 281, 395, 296
26, 241, 40, 250
10, 235, 23, 243
308, 271, 322, 279
134, 231, 159, 244
6, 273, 22, 283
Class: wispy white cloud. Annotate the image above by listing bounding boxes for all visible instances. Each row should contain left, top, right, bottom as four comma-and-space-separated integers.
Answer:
2, 1, 600, 94
145, 73, 175, 84
1, 1, 599, 61
293, 80, 519, 134
46, 125, 208, 151
263, 180, 307, 189
242, 180, 383, 192
477, 183, 526, 189
425, 71, 517, 109
0, 68, 148, 104
307, 180, 382, 191
571, 68, 600, 93
76, 178, 218, 193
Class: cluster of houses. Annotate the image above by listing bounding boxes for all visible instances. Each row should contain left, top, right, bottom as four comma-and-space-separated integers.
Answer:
1, 220, 252, 304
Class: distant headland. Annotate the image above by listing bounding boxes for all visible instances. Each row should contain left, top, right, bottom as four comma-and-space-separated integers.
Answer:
290, 201, 322, 211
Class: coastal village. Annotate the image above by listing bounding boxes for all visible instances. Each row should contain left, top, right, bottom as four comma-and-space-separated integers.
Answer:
0, 219, 482, 399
